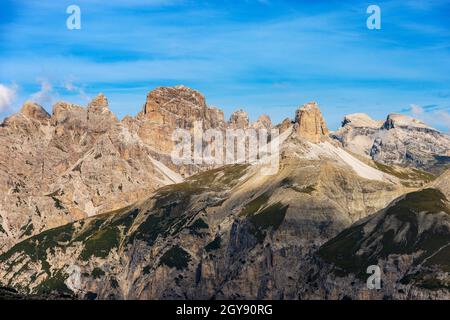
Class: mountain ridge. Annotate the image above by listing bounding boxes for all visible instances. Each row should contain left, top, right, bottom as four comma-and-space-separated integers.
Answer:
332, 111, 450, 174
0, 85, 448, 300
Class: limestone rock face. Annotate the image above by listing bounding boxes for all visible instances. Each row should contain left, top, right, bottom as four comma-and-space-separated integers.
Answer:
277, 117, 293, 133
87, 93, 109, 114
341, 113, 382, 128
332, 113, 383, 157
52, 101, 83, 119
0, 85, 278, 253
252, 114, 272, 130
2, 102, 50, 128
87, 94, 119, 133
0, 92, 183, 253
134, 86, 226, 154
333, 112, 450, 174
20, 102, 50, 122
383, 113, 430, 130
228, 109, 249, 129
142, 85, 206, 117
294, 102, 329, 143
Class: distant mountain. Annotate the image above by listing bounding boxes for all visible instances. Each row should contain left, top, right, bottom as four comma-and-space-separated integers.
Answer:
332, 113, 450, 174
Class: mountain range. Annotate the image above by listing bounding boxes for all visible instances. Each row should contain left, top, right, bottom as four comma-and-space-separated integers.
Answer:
0, 86, 448, 299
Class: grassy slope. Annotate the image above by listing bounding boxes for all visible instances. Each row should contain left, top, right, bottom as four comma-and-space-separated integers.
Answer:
318, 188, 450, 288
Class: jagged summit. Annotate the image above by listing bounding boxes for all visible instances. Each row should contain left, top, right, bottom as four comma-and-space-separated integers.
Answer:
277, 117, 293, 133
141, 85, 208, 117
229, 109, 249, 129
134, 86, 225, 153
19, 101, 50, 121
87, 93, 109, 114
294, 102, 329, 143
252, 114, 272, 129
50, 102, 87, 135
383, 113, 433, 130
341, 113, 382, 128
333, 110, 450, 174
296, 101, 319, 113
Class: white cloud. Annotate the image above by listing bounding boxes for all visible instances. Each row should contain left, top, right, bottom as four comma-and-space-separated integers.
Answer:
436, 110, 450, 131
30, 78, 54, 106
0, 84, 18, 113
410, 104, 423, 116
409, 104, 450, 132
64, 79, 90, 102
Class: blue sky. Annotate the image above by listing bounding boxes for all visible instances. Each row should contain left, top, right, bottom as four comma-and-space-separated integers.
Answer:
1, 0, 449, 131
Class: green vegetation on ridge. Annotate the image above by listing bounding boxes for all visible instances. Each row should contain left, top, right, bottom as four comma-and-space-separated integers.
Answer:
318, 188, 450, 281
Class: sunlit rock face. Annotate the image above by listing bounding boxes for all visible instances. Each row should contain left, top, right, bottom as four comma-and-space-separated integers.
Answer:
0, 90, 192, 253
135, 85, 226, 154
294, 102, 329, 143
228, 109, 249, 129
252, 114, 272, 130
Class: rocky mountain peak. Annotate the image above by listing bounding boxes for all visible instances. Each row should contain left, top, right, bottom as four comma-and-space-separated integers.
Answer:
341, 113, 381, 128
252, 114, 272, 129
51, 102, 85, 125
229, 109, 249, 129
52, 101, 82, 115
297, 101, 319, 113
19, 101, 50, 121
134, 86, 224, 154
294, 102, 329, 142
87, 93, 109, 114
383, 113, 432, 130
333, 111, 450, 174
276, 117, 293, 133
142, 86, 207, 117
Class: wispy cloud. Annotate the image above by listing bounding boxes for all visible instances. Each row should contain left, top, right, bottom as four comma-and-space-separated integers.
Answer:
64, 78, 90, 102
0, 83, 18, 112
409, 103, 450, 132
435, 110, 450, 132
30, 78, 54, 107
410, 104, 424, 115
